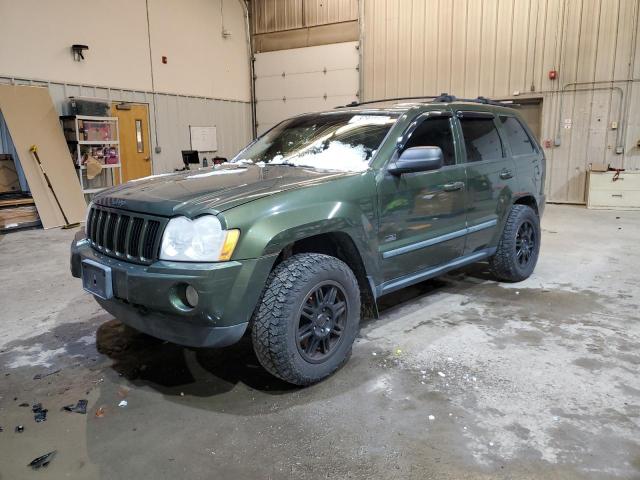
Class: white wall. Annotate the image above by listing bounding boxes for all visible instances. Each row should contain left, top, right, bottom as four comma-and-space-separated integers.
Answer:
148, 0, 250, 100
0, 0, 250, 101
0, 0, 253, 175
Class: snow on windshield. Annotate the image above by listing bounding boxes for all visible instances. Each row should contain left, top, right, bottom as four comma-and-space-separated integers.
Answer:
270, 141, 370, 172
232, 113, 398, 172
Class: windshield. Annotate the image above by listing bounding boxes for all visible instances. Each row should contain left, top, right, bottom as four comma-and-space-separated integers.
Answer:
232, 112, 399, 172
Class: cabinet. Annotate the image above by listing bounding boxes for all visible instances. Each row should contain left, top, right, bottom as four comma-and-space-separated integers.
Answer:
587, 171, 640, 210
60, 115, 123, 199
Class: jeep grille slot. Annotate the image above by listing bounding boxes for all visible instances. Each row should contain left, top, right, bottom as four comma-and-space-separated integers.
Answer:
86, 205, 164, 264
143, 220, 160, 260
128, 218, 144, 257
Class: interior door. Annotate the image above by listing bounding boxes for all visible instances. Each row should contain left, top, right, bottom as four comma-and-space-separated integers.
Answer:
376, 113, 467, 281
111, 103, 152, 182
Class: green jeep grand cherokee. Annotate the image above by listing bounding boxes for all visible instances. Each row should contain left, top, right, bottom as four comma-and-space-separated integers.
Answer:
71, 97, 545, 385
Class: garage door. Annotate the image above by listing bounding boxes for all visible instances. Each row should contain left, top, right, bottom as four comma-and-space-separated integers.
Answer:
254, 42, 360, 135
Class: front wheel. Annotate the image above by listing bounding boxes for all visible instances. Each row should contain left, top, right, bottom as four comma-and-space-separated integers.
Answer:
251, 253, 360, 385
489, 204, 541, 282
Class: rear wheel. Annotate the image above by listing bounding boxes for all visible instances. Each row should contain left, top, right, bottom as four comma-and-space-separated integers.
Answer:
251, 253, 360, 385
489, 204, 541, 282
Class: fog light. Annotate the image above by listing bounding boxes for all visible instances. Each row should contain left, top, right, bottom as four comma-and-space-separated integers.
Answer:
185, 285, 199, 308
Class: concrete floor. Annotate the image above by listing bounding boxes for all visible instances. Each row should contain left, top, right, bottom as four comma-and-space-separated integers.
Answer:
0, 204, 639, 479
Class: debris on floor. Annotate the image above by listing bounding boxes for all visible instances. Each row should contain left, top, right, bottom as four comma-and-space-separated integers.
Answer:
18, 402, 29, 407
118, 400, 128, 408
33, 368, 61, 380
95, 406, 106, 417
28, 451, 57, 470
32, 403, 48, 422
63, 399, 88, 414
15, 425, 24, 433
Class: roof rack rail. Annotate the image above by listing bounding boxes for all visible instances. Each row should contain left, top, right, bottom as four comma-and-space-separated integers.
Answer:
335, 93, 519, 108
335, 95, 439, 108
462, 96, 519, 107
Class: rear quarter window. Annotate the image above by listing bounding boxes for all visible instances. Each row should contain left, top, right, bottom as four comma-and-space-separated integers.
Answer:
499, 116, 537, 156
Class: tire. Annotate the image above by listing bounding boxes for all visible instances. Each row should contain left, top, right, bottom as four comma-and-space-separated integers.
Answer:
489, 204, 541, 282
251, 253, 361, 386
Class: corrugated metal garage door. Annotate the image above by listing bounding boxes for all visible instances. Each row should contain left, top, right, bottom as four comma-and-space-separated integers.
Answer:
254, 41, 360, 135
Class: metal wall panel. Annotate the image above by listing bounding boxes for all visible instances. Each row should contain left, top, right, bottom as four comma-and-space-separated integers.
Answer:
252, 0, 357, 33
304, 0, 358, 26
362, 0, 640, 203
0, 76, 252, 176
252, 0, 304, 34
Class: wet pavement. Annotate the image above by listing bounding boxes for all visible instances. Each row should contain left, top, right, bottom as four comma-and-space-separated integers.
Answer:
1, 205, 639, 479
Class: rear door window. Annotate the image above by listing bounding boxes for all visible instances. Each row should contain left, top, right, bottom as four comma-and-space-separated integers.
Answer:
499, 116, 536, 156
459, 116, 504, 163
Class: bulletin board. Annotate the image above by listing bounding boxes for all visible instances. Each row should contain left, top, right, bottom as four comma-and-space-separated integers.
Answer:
189, 125, 218, 152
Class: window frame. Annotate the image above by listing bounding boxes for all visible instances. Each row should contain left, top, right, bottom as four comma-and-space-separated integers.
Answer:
390, 110, 460, 170
454, 111, 507, 165
497, 114, 540, 157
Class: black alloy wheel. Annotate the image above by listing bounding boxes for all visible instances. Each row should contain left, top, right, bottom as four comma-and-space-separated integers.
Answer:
296, 281, 348, 363
515, 220, 536, 267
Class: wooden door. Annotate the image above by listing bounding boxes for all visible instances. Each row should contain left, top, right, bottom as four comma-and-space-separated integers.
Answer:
111, 103, 152, 182
517, 99, 543, 139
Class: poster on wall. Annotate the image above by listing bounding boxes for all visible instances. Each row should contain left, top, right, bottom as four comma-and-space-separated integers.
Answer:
189, 126, 217, 152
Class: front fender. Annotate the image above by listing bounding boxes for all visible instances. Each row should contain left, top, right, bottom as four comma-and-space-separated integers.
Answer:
238, 201, 380, 278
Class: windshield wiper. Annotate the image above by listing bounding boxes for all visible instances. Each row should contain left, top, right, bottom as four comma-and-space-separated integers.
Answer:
270, 161, 304, 167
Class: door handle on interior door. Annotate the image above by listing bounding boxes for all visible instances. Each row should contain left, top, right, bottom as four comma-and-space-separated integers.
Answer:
144, 157, 150, 161
443, 181, 465, 192
500, 169, 513, 179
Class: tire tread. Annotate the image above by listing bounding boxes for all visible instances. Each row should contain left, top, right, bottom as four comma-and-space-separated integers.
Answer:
489, 204, 540, 282
251, 253, 359, 385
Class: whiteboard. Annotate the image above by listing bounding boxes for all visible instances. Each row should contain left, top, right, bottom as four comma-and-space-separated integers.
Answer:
189, 125, 217, 152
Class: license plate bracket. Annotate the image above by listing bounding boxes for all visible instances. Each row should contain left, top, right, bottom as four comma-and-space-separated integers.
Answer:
82, 259, 113, 300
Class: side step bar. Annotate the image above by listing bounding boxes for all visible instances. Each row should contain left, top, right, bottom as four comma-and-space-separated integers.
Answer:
375, 247, 497, 297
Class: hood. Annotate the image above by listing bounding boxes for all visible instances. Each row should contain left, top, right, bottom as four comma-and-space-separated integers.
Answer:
93, 163, 355, 217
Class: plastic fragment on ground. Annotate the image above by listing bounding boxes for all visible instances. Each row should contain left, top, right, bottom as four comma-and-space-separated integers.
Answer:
33, 369, 60, 380
63, 399, 88, 414
28, 451, 57, 469
32, 403, 48, 423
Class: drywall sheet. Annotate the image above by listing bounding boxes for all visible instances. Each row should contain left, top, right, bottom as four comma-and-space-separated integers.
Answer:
0, 84, 86, 228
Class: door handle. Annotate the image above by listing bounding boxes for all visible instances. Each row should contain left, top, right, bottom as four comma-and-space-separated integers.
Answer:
500, 169, 513, 179
443, 181, 465, 192
144, 157, 151, 161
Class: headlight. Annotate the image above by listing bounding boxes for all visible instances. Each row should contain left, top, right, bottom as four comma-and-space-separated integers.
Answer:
159, 215, 240, 262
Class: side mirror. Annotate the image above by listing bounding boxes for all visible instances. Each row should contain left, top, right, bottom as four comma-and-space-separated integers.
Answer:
388, 146, 444, 175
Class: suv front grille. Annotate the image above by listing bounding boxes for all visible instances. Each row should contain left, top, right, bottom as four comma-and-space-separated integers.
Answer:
86, 205, 164, 264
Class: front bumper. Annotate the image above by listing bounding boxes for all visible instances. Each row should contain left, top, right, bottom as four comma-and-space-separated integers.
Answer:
70, 231, 277, 348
